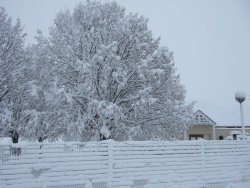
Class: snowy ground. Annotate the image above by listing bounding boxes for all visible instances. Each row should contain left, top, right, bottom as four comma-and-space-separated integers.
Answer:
226, 181, 250, 188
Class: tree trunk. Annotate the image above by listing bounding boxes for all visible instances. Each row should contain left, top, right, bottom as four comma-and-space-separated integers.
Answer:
38, 137, 43, 142
11, 131, 19, 143
100, 133, 110, 141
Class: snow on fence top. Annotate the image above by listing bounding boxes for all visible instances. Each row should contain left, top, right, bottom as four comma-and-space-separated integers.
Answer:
0, 140, 250, 188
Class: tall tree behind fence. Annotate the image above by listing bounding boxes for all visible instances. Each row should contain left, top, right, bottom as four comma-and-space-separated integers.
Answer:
0, 140, 250, 188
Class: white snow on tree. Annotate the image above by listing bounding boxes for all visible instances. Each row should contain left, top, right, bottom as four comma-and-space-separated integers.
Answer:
20, 36, 71, 142
0, 1, 194, 142
0, 7, 31, 141
33, 1, 194, 141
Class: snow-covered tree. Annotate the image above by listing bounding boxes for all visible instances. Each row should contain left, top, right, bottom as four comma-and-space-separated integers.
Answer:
0, 7, 31, 142
37, 1, 194, 141
21, 36, 69, 142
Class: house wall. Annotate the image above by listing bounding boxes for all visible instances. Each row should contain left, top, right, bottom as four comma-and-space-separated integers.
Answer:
215, 128, 250, 140
182, 126, 250, 141
187, 125, 213, 140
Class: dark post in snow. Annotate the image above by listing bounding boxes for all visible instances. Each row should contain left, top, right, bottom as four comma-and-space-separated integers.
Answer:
10, 130, 19, 143
9, 130, 21, 156
100, 133, 110, 141
235, 91, 246, 140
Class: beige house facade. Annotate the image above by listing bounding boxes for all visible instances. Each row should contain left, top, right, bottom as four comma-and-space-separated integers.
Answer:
183, 110, 250, 140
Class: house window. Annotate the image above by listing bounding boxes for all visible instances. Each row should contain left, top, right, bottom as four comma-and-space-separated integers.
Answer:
195, 114, 210, 124
189, 134, 203, 140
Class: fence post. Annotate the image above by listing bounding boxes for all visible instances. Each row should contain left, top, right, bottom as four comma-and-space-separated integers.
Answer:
201, 141, 206, 185
107, 141, 114, 187
0, 146, 3, 165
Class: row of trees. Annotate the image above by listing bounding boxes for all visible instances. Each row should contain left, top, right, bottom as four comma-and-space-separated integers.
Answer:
0, 1, 194, 143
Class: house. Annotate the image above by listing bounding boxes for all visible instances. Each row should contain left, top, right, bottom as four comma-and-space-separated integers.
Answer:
215, 125, 250, 140
184, 110, 216, 140
183, 110, 250, 140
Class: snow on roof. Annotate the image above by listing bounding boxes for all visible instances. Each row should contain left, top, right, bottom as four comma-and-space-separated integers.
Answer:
215, 124, 250, 127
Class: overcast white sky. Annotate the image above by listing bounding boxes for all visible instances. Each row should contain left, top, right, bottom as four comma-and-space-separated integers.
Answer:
1, 0, 250, 124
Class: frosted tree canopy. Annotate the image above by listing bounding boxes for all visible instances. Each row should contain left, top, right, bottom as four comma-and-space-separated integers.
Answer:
0, 1, 194, 142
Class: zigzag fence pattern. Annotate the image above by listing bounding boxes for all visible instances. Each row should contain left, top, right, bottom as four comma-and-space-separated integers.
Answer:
0, 140, 250, 188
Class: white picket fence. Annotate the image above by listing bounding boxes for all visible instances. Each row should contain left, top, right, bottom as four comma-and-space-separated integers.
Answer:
0, 140, 250, 188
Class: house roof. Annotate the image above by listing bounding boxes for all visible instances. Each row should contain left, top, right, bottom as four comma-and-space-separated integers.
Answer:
193, 100, 250, 125
194, 110, 216, 126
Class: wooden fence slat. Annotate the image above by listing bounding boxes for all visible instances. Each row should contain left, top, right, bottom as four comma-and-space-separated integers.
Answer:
1, 141, 250, 188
